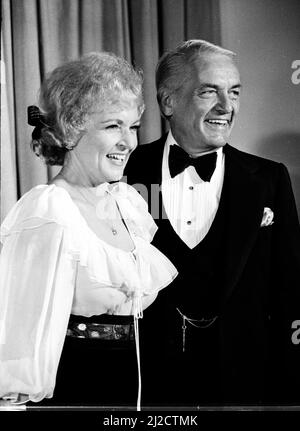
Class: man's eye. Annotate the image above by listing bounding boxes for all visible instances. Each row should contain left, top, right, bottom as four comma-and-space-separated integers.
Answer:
230, 90, 240, 99
199, 89, 216, 97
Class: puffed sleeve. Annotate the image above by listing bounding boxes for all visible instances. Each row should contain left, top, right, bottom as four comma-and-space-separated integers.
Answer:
0, 220, 76, 403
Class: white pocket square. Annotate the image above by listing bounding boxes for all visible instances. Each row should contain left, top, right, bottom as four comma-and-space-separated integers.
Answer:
261, 207, 274, 227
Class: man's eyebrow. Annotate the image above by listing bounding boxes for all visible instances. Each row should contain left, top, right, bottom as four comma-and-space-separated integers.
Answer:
197, 83, 242, 90
231, 84, 242, 90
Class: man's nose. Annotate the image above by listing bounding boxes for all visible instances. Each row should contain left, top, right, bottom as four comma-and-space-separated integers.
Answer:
215, 93, 233, 113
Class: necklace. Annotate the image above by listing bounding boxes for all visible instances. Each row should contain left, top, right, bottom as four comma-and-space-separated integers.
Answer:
54, 172, 121, 236
70, 182, 120, 236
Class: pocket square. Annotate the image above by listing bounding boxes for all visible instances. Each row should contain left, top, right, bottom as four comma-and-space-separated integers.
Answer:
261, 207, 274, 227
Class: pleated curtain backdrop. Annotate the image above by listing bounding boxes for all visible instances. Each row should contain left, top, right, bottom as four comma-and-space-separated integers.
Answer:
1, 0, 221, 221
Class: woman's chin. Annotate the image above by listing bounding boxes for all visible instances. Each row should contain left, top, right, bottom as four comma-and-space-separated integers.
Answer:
106, 173, 124, 183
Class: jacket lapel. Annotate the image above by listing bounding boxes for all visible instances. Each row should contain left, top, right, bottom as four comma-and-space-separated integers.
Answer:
125, 135, 165, 187
220, 144, 266, 306
146, 135, 165, 185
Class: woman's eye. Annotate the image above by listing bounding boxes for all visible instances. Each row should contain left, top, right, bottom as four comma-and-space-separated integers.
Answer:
105, 124, 120, 130
130, 125, 141, 132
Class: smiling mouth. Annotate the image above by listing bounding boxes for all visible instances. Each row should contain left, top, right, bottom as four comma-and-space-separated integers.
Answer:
205, 119, 231, 127
106, 153, 127, 164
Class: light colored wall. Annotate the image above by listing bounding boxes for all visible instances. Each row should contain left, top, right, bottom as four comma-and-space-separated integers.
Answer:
220, 0, 300, 214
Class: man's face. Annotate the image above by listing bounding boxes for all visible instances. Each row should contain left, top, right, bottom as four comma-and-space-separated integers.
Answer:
166, 53, 241, 155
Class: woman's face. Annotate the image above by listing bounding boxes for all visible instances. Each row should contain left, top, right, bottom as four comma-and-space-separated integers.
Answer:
69, 97, 141, 186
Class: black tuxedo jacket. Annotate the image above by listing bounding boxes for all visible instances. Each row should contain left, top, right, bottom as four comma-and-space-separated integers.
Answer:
125, 135, 300, 406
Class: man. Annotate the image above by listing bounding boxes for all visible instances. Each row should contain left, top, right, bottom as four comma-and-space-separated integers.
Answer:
125, 40, 300, 407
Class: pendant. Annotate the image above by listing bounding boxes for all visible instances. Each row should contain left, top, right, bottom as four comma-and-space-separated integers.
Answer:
182, 317, 187, 353
111, 228, 118, 235
176, 307, 218, 353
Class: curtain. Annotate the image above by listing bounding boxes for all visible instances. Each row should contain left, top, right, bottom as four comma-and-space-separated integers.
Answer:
1, 0, 220, 221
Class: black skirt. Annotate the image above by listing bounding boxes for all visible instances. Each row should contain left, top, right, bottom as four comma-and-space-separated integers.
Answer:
36, 314, 138, 408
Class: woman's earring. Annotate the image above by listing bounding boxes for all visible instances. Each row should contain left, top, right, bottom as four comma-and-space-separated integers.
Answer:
65, 143, 74, 150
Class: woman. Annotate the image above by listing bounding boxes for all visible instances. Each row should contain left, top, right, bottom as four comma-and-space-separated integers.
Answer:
0, 52, 177, 410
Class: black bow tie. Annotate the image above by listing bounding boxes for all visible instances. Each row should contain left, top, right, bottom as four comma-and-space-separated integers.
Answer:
168, 145, 217, 181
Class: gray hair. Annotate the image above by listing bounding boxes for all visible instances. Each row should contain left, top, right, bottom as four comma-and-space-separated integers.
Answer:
156, 39, 236, 117
32, 52, 144, 165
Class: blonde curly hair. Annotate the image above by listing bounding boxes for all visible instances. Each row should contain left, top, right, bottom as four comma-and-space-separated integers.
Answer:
31, 52, 144, 165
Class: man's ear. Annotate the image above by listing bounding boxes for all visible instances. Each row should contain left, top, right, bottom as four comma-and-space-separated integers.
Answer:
160, 92, 175, 117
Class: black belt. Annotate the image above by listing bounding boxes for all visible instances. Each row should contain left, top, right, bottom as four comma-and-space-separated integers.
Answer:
67, 314, 135, 341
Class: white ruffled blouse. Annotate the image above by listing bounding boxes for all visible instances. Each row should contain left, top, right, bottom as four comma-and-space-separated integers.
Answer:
0, 182, 177, 403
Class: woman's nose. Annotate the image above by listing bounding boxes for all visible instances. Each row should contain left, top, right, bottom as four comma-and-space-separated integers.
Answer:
118, 133, 137, 151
